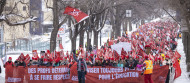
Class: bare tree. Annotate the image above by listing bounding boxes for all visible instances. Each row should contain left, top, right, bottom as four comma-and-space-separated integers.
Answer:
0, 0, 37, 26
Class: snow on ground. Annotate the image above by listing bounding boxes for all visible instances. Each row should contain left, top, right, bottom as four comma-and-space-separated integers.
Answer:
174, 39, 190, 83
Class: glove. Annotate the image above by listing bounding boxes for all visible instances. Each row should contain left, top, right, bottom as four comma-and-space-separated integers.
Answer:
141, 72, 144, 75
85, 71, 87, 75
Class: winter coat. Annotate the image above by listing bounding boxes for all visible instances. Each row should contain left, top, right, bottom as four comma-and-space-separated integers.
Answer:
53, 62, 60, 67
126, 60, 137, 69
16, 61, 26, 67
73, 54, 87, 72
4, 61, 14, 67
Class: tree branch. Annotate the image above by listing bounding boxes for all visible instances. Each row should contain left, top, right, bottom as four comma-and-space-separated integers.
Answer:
3, 16, 37, 26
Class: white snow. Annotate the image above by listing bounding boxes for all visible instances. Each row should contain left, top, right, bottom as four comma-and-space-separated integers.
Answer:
174, 39, 190, 83
13, 17, 37, 24
0, 15, 5, 20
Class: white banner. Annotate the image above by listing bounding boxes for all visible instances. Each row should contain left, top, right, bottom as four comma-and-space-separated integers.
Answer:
111, 42, 131, 55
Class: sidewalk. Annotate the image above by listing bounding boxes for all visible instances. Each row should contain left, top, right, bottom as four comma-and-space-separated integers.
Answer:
174, 39, 190, 83
0, 76, 5, 83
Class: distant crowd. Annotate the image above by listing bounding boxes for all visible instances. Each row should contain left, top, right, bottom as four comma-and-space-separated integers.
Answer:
3, 21, 181, 71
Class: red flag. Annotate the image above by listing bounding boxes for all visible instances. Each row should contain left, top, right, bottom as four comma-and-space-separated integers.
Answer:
63, 6, 89, 23
113, 50, 119, 60
174, 51, 181, 59
173, 59, 181, 79
132, 52, 137, 59
149, 54, 154, 61
59, 44, 64, 49
24, 54, 30, 65
47, 50, 51, 55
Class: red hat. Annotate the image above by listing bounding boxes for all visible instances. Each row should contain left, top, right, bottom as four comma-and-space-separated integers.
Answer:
136, 56, 139, 59
9, 57, 12, 60
155, 58, 158, 62
110, 57, 114, 61
20, 53, 24, 56
44, 59, 48, 62
95, 58, 99, 61
90, 54, 94, 57
165, 55, 170, 59
121, 56, 125, 60
86, 58, 89, 61
48, 58, 53, 62
145, 55, 149, 59
125, 55, 129, 59
41, 56, 44, 59
64, 57, 67, 59
145, 45, 151, 49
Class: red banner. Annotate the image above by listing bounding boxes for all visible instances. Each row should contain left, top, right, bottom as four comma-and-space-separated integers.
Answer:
5, 65, 169, 83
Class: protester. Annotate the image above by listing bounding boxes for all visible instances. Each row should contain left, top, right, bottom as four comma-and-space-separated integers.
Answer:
136, 59, 143, 70
3, 21, 182, 82
53, 58, 60, 67
142, 56, 153, 83
73, 50, 87, 83
28, 57, 39, 66
163, 55, 173, 83
126, 57, 137, 69
4, 57, 14, 67
41, 58, 51, 67
14, 59, 20, 66
60, 57, 69, 65
68, 59, 76, 68
16, 60, 26, 67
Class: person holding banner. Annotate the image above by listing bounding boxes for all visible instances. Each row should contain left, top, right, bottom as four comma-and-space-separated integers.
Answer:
4, 57, 14, 67
141, 45, 153, 83
73, 50, 87, 83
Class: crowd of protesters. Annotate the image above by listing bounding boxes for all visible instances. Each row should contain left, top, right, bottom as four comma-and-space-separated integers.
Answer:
3, 21, 182, 83
3, 21, 181, 68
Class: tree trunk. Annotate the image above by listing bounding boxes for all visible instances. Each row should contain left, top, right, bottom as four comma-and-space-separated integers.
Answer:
87, 31, 92, 51
129, 20, 132, 31
141, 19, 145, 25
79, 30, 85, 47
71, 37, 76, 51
183, 32, 190, 72
50, 0, 59, 52
124, 19, 128, 32
115, 23, 121, 38
93, 30, 99, 47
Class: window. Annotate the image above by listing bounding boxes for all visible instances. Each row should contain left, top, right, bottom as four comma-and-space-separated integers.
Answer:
23, 6, 26, 11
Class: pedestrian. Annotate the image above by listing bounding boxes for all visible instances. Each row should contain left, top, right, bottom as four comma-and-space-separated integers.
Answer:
73, 50, 87, 83
141, 55, 153, 83
4, 57, 14, 67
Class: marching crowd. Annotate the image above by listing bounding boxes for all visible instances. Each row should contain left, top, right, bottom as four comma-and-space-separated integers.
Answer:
3, 21, 181, 69
2, 21, 182, 83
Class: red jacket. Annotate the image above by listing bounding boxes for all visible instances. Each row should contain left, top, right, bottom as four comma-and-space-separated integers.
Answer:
4, 61, 14, 67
